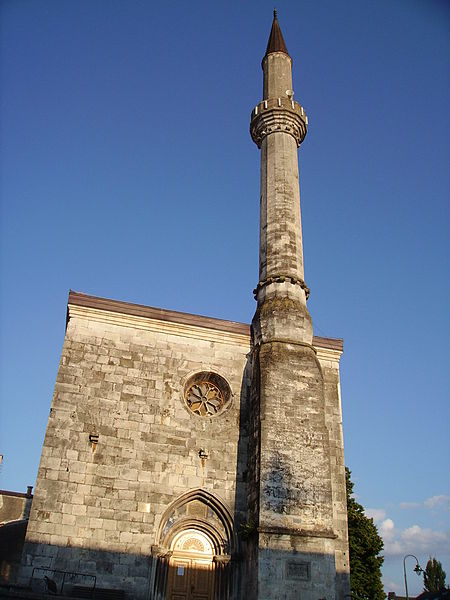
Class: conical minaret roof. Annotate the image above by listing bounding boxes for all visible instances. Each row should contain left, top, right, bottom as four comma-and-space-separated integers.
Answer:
265, 9, 289, 57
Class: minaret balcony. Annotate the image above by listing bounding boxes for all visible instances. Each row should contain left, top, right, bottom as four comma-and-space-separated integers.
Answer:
250, 97, 308, 148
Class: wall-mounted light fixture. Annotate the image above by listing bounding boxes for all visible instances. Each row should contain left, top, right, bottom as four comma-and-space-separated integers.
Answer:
89, 433, 99, 452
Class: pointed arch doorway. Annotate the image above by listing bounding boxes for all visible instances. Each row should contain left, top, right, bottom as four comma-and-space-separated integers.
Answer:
166, 529, 215, 600
151, 489, 236, 599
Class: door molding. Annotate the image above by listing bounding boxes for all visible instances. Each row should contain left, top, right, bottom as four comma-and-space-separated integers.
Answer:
156, 488, 236, 555
150, 489, 237, 600
167, 529, 215, 600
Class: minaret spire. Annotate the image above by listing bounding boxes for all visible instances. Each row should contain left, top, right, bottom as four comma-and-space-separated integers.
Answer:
265, 9, 289, 56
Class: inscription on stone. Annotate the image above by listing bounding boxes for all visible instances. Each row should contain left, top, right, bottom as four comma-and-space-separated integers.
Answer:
286, 561, 310, 581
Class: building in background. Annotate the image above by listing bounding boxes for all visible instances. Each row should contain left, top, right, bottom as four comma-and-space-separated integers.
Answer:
0, 487, 33, 587
18, 13, 349, 600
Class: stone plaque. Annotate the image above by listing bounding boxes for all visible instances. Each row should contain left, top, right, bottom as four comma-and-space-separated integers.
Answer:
187, 500, 207, 519
286, 561, 310, 581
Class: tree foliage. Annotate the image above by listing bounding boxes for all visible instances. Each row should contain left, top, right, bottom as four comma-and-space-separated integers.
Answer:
346, 467, 385, 599
424, 557, 447, 592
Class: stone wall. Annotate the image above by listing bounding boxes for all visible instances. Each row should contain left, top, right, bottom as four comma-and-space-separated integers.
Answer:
20, 294, 251, 598
321, 348, 350, 595
19, 292, 348, 598
246, 333, 349, 599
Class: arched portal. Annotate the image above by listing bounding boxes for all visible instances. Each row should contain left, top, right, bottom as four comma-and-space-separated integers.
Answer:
150, 489, 238, 600
166, 529, 215, 600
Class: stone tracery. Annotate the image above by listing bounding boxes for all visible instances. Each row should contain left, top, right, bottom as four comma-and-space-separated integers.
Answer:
186, 381, 224, 416
183, 372, 232, 417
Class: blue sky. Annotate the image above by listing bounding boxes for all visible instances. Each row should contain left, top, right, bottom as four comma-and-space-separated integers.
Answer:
1, 0, 449, 594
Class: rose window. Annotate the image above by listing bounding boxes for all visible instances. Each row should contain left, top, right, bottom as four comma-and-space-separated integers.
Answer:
184, 372, 231, 417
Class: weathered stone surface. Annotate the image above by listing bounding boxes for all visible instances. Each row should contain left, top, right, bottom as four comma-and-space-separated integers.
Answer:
21, 306, 251, 598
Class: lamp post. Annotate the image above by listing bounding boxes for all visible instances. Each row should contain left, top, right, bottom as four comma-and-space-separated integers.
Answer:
403, 554, 424, 600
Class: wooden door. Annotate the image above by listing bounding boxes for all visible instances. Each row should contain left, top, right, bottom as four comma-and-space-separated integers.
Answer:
166, 530, 215, 600
189, 558, 213, 600
167, 557, 214, 600
167, 557, 190, 600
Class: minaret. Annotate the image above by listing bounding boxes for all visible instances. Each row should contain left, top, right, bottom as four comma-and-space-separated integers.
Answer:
248, 12, 349, 599
251, 10, 312, 346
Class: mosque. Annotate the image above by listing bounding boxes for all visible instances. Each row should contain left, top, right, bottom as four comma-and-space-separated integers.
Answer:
12, 12, 350, 600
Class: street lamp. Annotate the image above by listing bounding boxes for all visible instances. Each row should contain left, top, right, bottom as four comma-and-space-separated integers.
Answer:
403, 554, 424, 600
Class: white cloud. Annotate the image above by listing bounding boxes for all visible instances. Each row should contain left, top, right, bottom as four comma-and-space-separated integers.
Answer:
424, 495, 450, 510
401, 524, 448, 551
399, 501, 421, 509
399, 495, 450, 511
380, 518, 395, 542
368, 498, 450, 593
366, 507, 386, 522
380, 519, 450, 556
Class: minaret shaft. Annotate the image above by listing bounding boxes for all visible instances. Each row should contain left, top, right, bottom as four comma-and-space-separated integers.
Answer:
250, 40, 311, 345
260, 132, 304, 283
263, 52, 293, 99
247, 13, 350, 600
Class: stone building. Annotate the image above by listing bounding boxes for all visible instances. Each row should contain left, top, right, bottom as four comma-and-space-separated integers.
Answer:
19, 12, 350, 600
0, 488, 33, 586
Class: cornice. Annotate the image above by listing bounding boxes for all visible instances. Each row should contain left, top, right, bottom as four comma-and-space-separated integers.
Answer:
67, 304, 251, 348
315, 345, 343, 363
67, 291, 343, 354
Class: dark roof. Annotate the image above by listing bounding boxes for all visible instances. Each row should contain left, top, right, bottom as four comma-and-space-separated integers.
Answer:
265, 9, 289, 57
0, 489, 33, 499
416, 591, 450, 600
388, 592, 450, 600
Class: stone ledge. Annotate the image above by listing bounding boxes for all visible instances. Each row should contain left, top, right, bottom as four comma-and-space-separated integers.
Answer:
258, 526, 337, 539
66, 291, 343, 353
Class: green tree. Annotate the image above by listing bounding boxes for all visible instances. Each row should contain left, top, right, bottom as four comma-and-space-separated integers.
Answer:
423, 557, 447, 592
346, 467, 385, 599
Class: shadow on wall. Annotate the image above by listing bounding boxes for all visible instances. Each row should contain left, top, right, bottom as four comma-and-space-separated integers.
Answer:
232, 353, 252, 568
12, 484, 239, 598
12, 540, 232, 599
0, 488, 33, 586
1, 540, 349, 600
0, 520, 28, 585
14, 542, 151, 598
